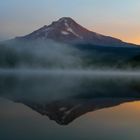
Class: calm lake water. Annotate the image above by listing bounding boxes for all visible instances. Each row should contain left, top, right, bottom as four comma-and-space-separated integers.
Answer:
0, 69, 140, 140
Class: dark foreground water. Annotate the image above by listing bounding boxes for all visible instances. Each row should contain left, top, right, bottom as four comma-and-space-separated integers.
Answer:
0, 69, 140, 140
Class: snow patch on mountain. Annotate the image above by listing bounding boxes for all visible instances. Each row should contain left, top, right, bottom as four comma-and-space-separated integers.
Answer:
67, 27, 83, 39
61, 31, 70, 35
64, 19, 69, 28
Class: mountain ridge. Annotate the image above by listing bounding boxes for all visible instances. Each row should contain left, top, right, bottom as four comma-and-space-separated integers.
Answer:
15, 17, 139, 48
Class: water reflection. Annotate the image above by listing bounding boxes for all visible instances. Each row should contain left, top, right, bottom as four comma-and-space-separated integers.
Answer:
0, 70, 140, 125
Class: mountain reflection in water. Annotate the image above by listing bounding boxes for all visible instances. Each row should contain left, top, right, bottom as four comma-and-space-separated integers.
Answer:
0, 70, 140, 125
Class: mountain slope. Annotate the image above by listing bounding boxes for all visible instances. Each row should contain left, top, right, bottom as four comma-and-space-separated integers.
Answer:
15, 17, 139, 47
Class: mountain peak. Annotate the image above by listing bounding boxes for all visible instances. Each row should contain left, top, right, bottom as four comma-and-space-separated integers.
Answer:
58, 17, 75, 22
49, 17, 75, 26
50, 17, 78, 29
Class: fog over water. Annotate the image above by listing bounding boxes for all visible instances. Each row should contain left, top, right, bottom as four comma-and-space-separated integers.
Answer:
1, 68, 140, 77
0, 68, 140, 102
0, 40, 140, 103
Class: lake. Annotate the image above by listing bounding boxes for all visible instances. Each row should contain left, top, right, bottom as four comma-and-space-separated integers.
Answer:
0, 69, 140, 140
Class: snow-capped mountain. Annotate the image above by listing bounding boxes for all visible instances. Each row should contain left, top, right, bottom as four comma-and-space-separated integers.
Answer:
16, 17, 139, 47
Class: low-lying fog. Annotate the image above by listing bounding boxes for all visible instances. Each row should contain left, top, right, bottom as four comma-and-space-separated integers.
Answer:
1, 69, 140, 77
1, 39, 140, 69
0, 40, 82, 69
1, 68, 140, 103
1, 40, 140, 103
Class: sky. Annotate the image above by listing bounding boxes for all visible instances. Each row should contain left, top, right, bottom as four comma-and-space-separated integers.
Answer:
0, 0, 140, 44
